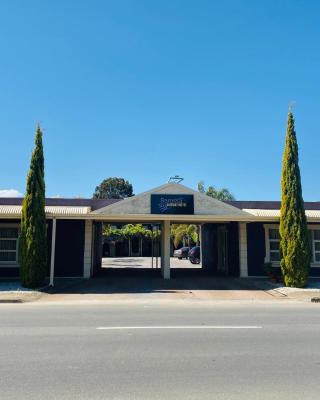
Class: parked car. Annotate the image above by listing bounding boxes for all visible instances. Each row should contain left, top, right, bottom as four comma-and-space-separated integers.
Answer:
188, 246, 200, 264
173, 247, 190, 260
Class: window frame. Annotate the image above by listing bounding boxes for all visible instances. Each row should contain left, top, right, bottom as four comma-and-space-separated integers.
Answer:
264, 224, 280, 265
264, 224, 320, 267
309, 225, 320, 266
0, 224, 20, 267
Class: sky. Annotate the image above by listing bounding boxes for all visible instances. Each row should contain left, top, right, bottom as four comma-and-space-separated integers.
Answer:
0, 0, 319, 200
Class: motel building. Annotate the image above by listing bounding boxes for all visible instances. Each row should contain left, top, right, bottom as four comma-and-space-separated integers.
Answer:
1, 182, 320, 283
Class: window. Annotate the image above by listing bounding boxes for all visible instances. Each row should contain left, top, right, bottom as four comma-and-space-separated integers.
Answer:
265, 225, 320, 266
267, 227, 280, 262
0, 226, 19, 265
311, 229, 320, 263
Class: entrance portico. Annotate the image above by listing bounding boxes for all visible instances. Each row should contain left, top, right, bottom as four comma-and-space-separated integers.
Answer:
90, 182, 251, 279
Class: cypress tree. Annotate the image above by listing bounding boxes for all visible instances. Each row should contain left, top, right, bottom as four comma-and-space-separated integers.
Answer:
279, 112, 310, 287
20, 125, 47, 288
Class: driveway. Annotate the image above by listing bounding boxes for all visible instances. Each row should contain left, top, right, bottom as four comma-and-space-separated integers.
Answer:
42, 257, 285, 302
101, 256, 201, 269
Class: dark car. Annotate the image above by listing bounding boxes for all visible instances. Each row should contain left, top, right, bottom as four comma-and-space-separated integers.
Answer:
173, 246, 190, 260
188, 246, 200, 264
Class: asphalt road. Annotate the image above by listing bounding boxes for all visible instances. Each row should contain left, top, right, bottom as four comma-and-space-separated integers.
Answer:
1, 302, 320, 400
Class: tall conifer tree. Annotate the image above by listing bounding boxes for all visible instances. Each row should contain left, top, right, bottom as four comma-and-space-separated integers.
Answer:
279, 112, 310, 287
20, 125, 47, 288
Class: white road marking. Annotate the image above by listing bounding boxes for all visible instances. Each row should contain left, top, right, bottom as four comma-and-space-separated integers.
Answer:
96, 325, 262, 330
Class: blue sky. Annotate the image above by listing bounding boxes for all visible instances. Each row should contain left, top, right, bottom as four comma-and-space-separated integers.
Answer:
0, 0, 319, 200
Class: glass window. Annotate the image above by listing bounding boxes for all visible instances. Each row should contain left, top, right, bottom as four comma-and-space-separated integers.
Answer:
0, 252, 16, 262
270, 251, 280, 262
311, 229, 320, 264
267, 227, 320, 265
313, 230, 320, 241
0, 226, 19, 265
270, 241, 279, 251
269, 229, 280, 240
0, 240, 17, 251
267, 227, 280, 263
0, 227, 18, 238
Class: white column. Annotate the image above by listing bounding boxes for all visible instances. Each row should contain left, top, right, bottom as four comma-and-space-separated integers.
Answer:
83, 220, 93, 278
239, 222, 248, 277
161, 220, 171, 279
49, 218, 57, 287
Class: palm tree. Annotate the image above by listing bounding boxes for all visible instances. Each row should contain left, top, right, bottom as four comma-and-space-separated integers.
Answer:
171, 224, 198, 248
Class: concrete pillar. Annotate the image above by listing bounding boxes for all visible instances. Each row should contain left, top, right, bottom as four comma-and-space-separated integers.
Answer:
49, 218, 57, 287
83, 220, 93, 278
239, 222, 248, 277
161, 220, 171, 279
198, 224, 202, 264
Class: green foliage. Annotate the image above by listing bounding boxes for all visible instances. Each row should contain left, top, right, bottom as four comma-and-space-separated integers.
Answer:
279, 112, 311, 287
198, 181, 235, 200
103, 224, 160, 240
121, 224, 147, 238
197, 180, 205, 193
144, 228, 161, 239
93, 177, 133, 199
171, 224, 198, 248
20, 125, 47, 288
103, 224, 123, 241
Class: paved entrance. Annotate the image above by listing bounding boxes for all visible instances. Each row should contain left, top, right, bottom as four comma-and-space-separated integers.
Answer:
42, 276, 283, 302
102, 257, 202, 269
41, 257, 285, 301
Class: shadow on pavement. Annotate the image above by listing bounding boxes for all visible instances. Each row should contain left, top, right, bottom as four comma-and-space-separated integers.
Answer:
46, 268, 269, 294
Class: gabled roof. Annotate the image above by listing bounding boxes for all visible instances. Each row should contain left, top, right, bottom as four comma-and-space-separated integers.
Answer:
91, 182, 250, 220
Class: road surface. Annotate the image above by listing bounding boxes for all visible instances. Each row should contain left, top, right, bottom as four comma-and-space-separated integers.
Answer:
0, 302, 320, 399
